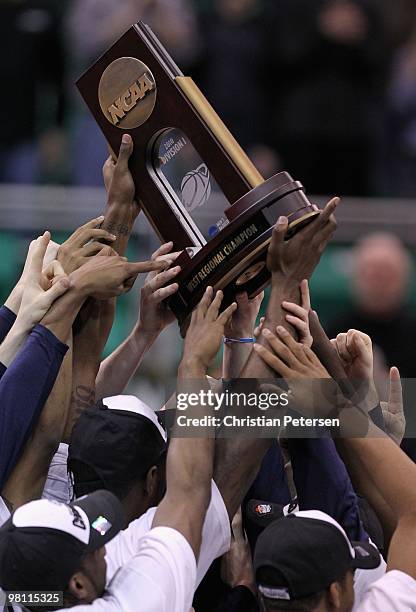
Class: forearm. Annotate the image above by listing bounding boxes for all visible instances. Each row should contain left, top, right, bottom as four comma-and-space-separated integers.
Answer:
0, 318, 32, 367
214, 436, 272, 520
95, 323, 158, 400
223, 343, 253, 379
152, 359, 215, 555
40, 288, 86, 343
64, 298, 116, 438
241, 280, 299, 378
101, 199, 139, 256
2, 335, 73, 509
4, 283, 24, 316
0, 325, 68, 490
171, 360, 216, 494
63, 365, 96, 443
336, 439, 397, 546
337, 419, 416, 522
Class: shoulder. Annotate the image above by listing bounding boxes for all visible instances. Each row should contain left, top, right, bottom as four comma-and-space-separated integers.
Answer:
107, 526, 197, 612
356, 570, 416, 611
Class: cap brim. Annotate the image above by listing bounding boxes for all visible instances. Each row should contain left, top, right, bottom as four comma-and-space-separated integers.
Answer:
351, 540, 381, 570
71, 490, 124, 552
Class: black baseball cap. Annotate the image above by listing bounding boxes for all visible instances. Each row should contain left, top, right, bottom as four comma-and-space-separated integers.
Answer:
69, 395, 167, 498
254, 510, 381, 602
246, 498, 299, 530
0, 490, 124, 591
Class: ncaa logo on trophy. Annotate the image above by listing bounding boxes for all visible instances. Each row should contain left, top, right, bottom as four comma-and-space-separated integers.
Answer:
98, 57, 157, 130
180, 164, 212, 212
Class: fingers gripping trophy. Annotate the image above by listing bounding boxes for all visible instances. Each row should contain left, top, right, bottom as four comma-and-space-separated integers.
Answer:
77, 22, 321, 329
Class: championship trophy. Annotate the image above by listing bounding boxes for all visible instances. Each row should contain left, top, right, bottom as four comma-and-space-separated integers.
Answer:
77, 22, 319, 327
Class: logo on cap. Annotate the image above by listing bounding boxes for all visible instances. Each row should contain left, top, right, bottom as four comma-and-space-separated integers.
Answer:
70, 507, 86, 530
255, 504, 272, 516
92, 516, 113, 536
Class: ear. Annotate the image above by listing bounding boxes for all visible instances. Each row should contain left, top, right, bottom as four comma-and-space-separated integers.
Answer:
67, 570, 89, 601
327, 581, 343, 608
144, 465, 158, 498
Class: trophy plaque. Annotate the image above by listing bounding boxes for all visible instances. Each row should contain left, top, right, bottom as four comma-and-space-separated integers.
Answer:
77, 22, 320, 326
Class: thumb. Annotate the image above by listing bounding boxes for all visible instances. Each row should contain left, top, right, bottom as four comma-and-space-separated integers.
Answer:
44, 275, 70, 304
388, 366, 403, 415
267, 216, 288, 269
116, 133, 133, 171
30, 231, 51, 275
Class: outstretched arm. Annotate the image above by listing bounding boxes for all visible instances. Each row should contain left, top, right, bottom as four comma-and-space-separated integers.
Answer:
222, 291, 264, 379
153, 288, 236, 559
95, 242, 181, 400
1, 253, 161, 510
100, 133, 140, 256
0, 235, 69, 368
63, 135, 150, 436
214, 199, 339, 519
255, 325, 416, 579
242, 198, 339, 379
2, 335, 73, 509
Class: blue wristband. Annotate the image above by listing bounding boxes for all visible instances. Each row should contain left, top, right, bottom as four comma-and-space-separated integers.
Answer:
224, 337, 255, 344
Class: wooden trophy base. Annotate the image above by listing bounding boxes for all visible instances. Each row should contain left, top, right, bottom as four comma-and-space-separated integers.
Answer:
168, 171, 320, 331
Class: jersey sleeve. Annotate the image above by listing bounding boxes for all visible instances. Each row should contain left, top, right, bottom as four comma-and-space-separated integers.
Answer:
356, 570, 416, 611
68, 526, 197, 612
0, 324, 68, 489
105, 480, 230, 589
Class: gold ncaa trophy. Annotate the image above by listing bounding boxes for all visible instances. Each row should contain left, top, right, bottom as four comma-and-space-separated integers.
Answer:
77, 22, 320, 326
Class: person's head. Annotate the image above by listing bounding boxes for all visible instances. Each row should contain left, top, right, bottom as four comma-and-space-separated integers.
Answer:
0, 491, 124, 609
352, 233, 411, 317
254, 510, 381, 612
215, 0, 259, 22
69, 396, 167, 525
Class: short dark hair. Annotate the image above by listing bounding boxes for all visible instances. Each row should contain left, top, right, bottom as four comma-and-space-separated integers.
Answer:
258, 566, 351, 612
261, 591, 325, 612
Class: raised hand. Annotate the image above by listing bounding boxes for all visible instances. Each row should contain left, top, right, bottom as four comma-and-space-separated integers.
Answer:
254, 325, 330, 380
100, 134, 141, 257
69, 253, 163, 300
381, 366, 405, 446
18, 232, 70, 326
282, 279, 312, 346
181, 287, 237, 371
330, 329, 373, 380
57, 216, 117, 274
254, 326, 334, 418
103, 134, 136, 209
139, 241, 182, 336
224, 290, 264, 339
266, 197, 339, 283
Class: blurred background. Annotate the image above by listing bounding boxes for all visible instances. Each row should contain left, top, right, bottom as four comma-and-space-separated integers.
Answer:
2, 0, 416, 413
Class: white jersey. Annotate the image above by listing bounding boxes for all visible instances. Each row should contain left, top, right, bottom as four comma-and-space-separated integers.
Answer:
105, 480, 230, 588
1, 526, 195, 612
356, 569, 416, 611
57, 481, 230, 612
63, 526, 197, 612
